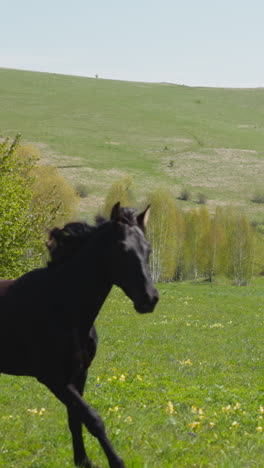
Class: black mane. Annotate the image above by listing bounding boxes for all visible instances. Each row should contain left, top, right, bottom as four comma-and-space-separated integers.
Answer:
48, 208, 138, 266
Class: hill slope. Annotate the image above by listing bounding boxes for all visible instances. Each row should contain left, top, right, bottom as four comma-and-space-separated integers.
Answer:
1, 68, 264, 220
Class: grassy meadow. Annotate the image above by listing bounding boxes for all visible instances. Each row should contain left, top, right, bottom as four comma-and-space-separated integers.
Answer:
0, 281, 263, 468
1, 68, 264, 220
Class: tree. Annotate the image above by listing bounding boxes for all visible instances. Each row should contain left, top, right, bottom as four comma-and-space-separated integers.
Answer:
145, 189, 178, 282
103, 176, 134, 217
225, 210, 254, 285
0, 136, 79, 277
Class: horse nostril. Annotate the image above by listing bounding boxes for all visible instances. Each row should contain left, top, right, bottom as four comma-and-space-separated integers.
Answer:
153, 293, 159, 306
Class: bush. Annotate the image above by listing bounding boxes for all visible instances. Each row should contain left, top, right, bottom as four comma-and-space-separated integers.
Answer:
197, 192, 207, 204
75, 183, 89, 198
0, 135, 79, 277
252, 192, 264, 203
179, 188, 191, 201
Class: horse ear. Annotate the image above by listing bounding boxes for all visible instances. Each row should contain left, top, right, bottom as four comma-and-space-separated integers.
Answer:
137, 205, 150, 232
110, 202, 121, 221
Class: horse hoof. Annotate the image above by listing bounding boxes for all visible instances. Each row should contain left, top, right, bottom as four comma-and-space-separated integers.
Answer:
75, 457, 93, 468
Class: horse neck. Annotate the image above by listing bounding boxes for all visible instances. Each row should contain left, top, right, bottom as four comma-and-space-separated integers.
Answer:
55, 224, 114, 327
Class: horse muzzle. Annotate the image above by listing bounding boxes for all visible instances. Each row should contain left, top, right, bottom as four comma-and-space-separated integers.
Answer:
134, 290, 159, 314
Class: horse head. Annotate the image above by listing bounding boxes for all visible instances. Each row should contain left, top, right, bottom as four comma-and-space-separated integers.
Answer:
109, 202, 159, 313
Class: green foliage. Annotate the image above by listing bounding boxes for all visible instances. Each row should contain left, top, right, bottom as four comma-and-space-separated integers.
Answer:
0, 136, 78, 278
197, 191, 207, 204
224, 209, 254, 285
75, 183, 89, 198
178, 187, 191, 201
142, 190, 256, 284
103, 176, 134, 217
146, 190, 178, 282
31, 164, 78, 229
0, 135, 38, 276
251, 191, 264, 203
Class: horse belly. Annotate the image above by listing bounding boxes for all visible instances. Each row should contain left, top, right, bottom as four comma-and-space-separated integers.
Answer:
0, 340, 37, 377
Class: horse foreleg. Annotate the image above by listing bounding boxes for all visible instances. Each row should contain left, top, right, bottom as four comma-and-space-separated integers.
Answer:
45, 381, 125, 468
67, 371, 92, 468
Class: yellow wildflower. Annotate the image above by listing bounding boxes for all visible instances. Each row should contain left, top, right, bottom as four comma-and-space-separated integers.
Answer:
27, 408, 38, 414
222, 405, 232, 412
166, 401, 175, 415
179, 359, 192, 366
188, 421, 200, 430
231, 421, 239, 428
256, 426, 263, 432
119, 374, 126, 382
259, 406, 264, 414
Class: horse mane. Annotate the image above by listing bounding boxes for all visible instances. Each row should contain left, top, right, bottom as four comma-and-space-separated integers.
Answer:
47, 207, 138, 266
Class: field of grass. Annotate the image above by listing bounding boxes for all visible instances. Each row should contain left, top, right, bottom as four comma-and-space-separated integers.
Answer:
0, 280, 263, 467
1, 68, 264, 220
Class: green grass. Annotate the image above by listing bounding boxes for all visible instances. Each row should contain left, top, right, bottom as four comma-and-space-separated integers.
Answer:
0, 280, 263, 467
1, 68, 264, 220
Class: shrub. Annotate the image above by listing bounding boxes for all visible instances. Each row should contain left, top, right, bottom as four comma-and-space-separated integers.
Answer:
75, 183, 89, 198
179, 188, 191, 201
197, 192, 207, 204
252, 192, 264, 203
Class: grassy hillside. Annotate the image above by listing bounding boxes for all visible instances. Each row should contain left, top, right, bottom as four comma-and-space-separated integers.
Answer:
1, 68, 264, 220
0, 281, 263, 467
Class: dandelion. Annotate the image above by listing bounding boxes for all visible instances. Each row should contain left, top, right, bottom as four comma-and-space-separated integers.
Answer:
259, 406, 264, 414
234, 402, 241, 410
188, 421, 200, 430
96, 376, 100, 383
231, 421, 239, 428
191, 405, 198, 414
166, 401, 175, 415
125, 416, 132, 423
222, 405, 232, 412
179, 359, 192, 366
256, 426, 263, 432
27, 408, 45, 416
27, 408, 38, 414
113, 406, 119, 412
209, 323, 224, 328
119, 374, 126, 382
209, 422, 215, 428
136, 374, 143, 381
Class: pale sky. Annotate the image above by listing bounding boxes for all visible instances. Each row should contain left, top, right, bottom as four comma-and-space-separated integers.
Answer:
1, 0, 264, 87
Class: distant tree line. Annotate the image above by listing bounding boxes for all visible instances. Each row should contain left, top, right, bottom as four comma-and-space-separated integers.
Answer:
0, 135, 78, 278
103, 178, 263, 286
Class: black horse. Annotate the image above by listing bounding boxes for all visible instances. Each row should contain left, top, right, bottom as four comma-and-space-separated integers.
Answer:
0, 202, 159, 468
